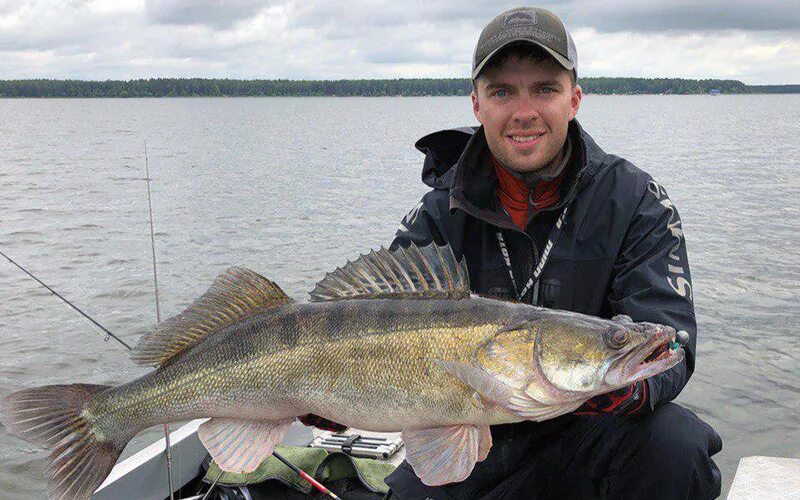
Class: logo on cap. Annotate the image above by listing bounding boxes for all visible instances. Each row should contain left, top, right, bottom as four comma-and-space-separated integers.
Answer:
503, 10, 537, 27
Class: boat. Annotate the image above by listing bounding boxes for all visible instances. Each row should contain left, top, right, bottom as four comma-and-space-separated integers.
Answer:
93, 419, 800, 499
91, 420, 312, 499
91, 419, 404, 499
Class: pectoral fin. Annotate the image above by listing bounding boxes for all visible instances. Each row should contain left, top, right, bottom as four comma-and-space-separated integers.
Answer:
436, 360, 580, 422
198, 417, 293, 474
402, 424, 492, 486
477, 425, 492, 461
435, 360, 515, 406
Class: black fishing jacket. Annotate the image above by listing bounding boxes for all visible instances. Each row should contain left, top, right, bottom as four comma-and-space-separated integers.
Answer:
390, 119, 696, 411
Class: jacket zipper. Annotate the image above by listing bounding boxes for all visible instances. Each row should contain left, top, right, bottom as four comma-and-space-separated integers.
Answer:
522, 170, 583, 304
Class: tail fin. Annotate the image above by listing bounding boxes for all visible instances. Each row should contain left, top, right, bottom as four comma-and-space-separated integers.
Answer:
1, 384, 126, 500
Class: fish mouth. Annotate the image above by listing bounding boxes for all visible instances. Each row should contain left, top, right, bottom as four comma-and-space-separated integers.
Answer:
607, 326, 685, 386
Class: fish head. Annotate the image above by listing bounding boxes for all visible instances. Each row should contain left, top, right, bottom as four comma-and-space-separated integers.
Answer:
533, 312, 685, 399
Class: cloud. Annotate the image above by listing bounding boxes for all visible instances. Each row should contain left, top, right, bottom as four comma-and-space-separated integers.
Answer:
285, 1, 800, 36
561, 0, 800, 33
0, 1, 114, 53
286, 1, 507, 31
0, 0, 798, 83
145, 0, 275, 29
0, 0, 17, 14
574, 28, 800, 83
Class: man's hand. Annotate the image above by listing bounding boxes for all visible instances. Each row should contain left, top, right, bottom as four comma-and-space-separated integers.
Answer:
573, 380, 649, 417
298, 413, 349, 432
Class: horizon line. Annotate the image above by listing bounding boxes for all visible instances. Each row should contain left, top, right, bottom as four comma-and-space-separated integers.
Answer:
0, 77, 797, 86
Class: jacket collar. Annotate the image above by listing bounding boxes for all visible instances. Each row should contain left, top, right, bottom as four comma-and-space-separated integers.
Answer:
444, 120, 590, 228
415, 127, 475, 190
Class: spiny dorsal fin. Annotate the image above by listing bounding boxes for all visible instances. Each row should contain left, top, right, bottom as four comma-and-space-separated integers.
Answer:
310, 242, 470, 302
131, 267, 292, 367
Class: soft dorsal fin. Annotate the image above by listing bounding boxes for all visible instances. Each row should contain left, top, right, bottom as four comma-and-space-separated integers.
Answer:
309, 242, 470, 302
131, 267, 293, 367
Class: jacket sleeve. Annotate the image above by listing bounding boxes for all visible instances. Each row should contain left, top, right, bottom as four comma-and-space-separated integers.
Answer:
390, 190, 461, 253
608, 178, 697, 410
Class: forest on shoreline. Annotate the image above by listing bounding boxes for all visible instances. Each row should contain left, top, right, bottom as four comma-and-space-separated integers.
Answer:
1, 77, 797, 97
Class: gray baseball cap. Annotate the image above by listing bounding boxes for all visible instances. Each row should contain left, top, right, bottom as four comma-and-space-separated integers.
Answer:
472, 7, 578, 80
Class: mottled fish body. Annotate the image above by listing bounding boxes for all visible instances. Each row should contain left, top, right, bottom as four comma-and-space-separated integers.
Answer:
1, 244, 684, 499
102, 298, 533, 430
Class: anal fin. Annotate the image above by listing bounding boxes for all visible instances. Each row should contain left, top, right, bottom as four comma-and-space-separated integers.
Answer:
198, 417, 293, 474
402, 424, 492, 486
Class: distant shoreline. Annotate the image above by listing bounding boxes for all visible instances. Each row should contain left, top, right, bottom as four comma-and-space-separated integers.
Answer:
1, 78, 798, 97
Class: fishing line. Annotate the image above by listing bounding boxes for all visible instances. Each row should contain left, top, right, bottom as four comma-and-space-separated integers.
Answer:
199, 469, 224, 500
0, 249, 132, 351
144, 140, 163, 324
143, 140, 177, 500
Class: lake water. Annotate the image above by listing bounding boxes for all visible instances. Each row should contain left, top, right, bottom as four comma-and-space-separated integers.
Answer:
1, 95, 798, 498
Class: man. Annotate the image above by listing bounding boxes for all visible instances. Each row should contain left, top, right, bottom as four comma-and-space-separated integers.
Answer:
384, 7, 723, 500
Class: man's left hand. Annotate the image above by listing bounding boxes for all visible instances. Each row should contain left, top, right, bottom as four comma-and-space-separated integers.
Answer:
573, 380, 649, 416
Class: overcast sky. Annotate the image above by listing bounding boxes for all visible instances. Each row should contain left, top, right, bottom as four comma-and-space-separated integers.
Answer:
1, 0, 798, 84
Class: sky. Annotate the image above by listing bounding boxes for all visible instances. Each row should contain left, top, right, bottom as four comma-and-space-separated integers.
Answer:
0, 0, 798, 84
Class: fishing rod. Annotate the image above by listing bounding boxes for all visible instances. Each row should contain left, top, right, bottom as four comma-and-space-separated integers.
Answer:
0, 253, 343, 500
0, 249, 131, 350
0, 152, 343, 500
144, 140, 176, 500
141, 142, 341, 500
273, 452, 343, 500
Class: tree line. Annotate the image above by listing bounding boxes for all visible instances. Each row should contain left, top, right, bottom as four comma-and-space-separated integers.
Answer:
0, 77, 793, 97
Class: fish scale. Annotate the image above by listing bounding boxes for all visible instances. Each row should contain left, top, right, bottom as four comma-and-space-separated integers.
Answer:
93, 297, 520, 430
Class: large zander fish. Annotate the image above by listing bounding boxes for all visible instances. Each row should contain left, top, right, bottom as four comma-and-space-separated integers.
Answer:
1, 243, 684, 499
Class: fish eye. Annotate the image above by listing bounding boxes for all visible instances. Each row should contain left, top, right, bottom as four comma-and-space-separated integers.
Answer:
604, 327, 629, 349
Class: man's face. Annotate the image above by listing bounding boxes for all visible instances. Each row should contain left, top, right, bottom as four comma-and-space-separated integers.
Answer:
472, 55, 582, 173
